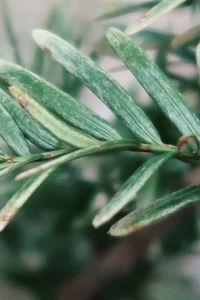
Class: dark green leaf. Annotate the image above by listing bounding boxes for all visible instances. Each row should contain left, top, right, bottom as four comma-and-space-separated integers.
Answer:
0, 102, 29, 155
107, 28, 200, 141
33, 30, 161, 144
95, 29, 173, 57
0, 60, 120, 142
0, 88, 63, 150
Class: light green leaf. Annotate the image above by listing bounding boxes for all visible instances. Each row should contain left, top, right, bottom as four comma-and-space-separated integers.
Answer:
0, 102, 30, 155
10, 86, 99, 148
196, 42, 200, 79
96, 1, 158, 20
0, 169, 53, 231
110, 185, 200, 236
0, 88, 63, 150
0, 60, 120, 142
33, 29, 161, 145
107, 28, 200, 141
93, 152, 172, 227
0, 151, 8, 162
125, 0, 187, 35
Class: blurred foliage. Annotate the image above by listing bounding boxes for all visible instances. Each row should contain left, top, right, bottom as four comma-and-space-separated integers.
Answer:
0, 0, 200, 299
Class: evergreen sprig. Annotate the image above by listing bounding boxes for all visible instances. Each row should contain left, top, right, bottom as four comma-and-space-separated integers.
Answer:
0, 0, 200, 236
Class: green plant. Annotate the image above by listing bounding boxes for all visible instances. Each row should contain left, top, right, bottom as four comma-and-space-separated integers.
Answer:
1, 1, 200, 299
0, 0, 200, 239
